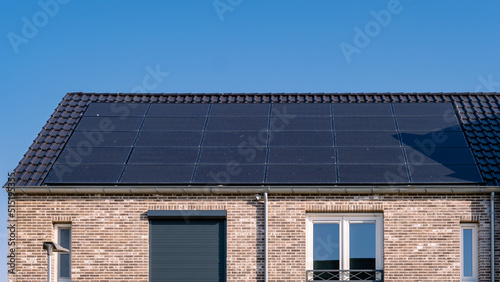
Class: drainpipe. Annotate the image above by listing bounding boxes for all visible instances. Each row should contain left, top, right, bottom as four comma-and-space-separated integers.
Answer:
264, 192, 268, 282
492, 192, 495, 282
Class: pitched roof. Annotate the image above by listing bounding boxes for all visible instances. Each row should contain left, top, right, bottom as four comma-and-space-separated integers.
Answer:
8, 92, 500, 187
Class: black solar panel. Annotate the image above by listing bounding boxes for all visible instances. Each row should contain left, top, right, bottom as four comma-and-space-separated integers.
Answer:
334, 103, 393, 116
396, 117, 460, 131
142, 118, 206, 131
334, 117, 396, 131
148, 104, 209, 117
393, 103, 455, 116
400, 131, 469, 147
199, 148, 267, 164
66, 131, 138, 147
45, 102, 483, 185
272, 104, 331, 116
45, 164, 124, 183
335, 131, 400, 147
266, 165, 336, 183
135, 132, 203, 147
337, 147, 405, 164
206, 117, 268, 131
128, 148, 199, 164
210, 104, 270, 117
120, 165, 195, 183
338, 164, 409, 183
268, 147, 335, 164
269, 132, 334, 147
76, 117, 143, 131
270, 117, 332, 131
193, 165, 265, 184
84, 103, 149, 117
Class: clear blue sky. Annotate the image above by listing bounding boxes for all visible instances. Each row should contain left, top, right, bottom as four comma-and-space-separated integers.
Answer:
1, 0, 499, 279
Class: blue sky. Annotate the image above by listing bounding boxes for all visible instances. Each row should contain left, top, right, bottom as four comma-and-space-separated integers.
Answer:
1, 0, 499, 279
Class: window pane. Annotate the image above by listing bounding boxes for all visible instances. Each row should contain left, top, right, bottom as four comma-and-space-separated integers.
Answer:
313, 223, 339, 270
349, 223, 376, 270
59, 253, 70, 278
463, 229, 473, 277
59, 229, 70, 249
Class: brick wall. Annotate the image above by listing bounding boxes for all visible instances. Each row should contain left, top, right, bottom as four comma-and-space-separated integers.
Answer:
9, 193, 498, 281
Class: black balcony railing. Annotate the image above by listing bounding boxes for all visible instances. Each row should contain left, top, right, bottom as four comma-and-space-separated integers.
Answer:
306, 270, 384, 281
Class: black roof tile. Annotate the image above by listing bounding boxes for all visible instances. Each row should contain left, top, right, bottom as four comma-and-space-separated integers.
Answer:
5, 92, 500, 187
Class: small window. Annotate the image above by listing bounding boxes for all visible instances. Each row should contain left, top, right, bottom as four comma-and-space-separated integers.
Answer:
55, 224, 71, 282
306, 213, 383, 281
460, 223, 478, 282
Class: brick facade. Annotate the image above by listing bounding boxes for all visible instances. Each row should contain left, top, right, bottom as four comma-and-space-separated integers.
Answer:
10, 193, 499, 281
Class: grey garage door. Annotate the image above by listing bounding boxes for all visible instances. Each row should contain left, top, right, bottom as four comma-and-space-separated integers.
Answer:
149, 218, 226, 282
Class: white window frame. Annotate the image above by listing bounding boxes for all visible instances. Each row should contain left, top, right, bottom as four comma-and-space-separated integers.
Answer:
54, 224, 72, 282
460, 223, 478, 282
306, 213, 383, 273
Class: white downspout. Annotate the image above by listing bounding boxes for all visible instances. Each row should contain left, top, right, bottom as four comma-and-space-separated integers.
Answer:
492, 192, 495, 282
264, 192, 268, 282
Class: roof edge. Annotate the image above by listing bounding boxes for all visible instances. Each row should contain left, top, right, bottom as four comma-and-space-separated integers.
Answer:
10, 185, 500, 195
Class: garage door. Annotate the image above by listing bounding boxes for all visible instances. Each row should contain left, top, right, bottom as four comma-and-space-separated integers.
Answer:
149, 211, 226, 282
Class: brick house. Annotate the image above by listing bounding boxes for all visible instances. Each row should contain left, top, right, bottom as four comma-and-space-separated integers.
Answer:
5, 92, 500, 282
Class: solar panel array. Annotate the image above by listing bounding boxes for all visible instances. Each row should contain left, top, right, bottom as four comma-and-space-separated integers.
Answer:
44, 102, 483, 185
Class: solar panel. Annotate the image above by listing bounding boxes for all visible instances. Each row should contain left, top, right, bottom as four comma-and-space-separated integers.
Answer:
210, 104, 270, 117
202, 132, 267, 147
334, 103, 393, 116
335, 131, 400, 147
393, 103, 455, 116
269, 132, 334, 147
268, 147, 335, 164
399, 131, 469, 147
84, 103, 149, 117
271, 104, 331, 116
66, 131, 138, 147
199, 148, 267, 164
57, 147, 131, 164
270, 117, 332, 131
404, 147, 477, 165
396, 117, 461, 131
338, 164, 409, 184
128, 147, 199, 164
75, 117, 144, 131
193, 165, 265, 184
409, 164, 483, 183
142, 118, 206, 131
337, 147, 405, 164
266, 165, 336, 183
135, 132, 203, 147
45, 102, 483, 185
120, 165, 195, 183
148, 104, 209, 117
206, 118, 268, 131
45, 164, 124, 184
334, 117, 396, 131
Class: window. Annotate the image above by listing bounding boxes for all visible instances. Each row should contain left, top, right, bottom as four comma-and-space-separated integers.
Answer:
148, 210, 227, 282
306, 213, 383, 281
55, 224, 71, 282
460, 223, 478, 282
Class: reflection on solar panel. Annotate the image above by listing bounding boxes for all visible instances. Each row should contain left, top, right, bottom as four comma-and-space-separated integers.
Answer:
44, 102, 483, 185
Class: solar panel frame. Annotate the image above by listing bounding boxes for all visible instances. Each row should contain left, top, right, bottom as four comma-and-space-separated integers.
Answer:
209, 104, 270, 117
266, 164, 337, 183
